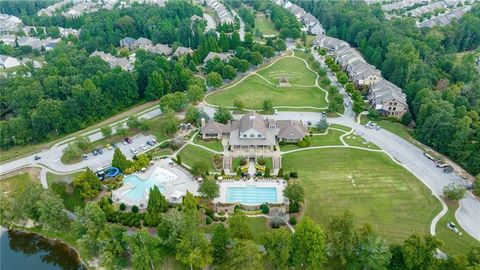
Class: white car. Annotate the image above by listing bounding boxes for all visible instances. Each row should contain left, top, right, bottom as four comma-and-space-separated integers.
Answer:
122, 140, 128, 145
140, 144, 147, 151
130, 148, 138, 155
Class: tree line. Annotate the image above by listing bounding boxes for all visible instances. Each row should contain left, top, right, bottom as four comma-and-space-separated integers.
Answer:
295, 0, 480, 175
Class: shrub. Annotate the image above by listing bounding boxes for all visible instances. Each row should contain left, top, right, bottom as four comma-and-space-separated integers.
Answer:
297, 138, 311, 147
234, 205, 241, 213
289, 171, 298, 178
119, 203, 126, 211
270, 217, 285, 228
474, 176, 480, 197
261, 203, 269, 214
443, 183, 466, 201
239, 158, 247, 166
206, 216, 212, 225
279, 140, 286, 146
218, 211, 226, 216
277, 168, 283, 177
205, 208, 214, 218
289, 202, 299, 213
131, 205, 139, 213
219, 216, 227, 222
289, 216, 297, 225
257, 158, 266, 166
176, 155, 182, 164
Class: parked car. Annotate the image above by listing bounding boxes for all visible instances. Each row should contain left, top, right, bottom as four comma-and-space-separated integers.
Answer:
83, 154, 88, 160
447, 222, 459, 233
443, 166, 454, 173
375, 125, 381, 130
122, 140, 128, 145
130, 148, 138, 155
146, 140, 155, 146
140, 144, 147, 151
112, 142, 118, 148
436, 163, 449, 168
106, 144, 112, 150
97, 148, 103, 154
423, 152, 436, 161
34, 155, 41, 160
124, 137, 133, 144
92, 149, 98, 156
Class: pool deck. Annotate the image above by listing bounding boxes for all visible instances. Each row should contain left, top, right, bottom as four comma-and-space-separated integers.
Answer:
214, 179, 287, 205
112, 158, 198, 208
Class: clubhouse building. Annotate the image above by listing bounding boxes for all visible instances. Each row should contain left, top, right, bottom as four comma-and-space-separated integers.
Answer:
201, 111, 307, 150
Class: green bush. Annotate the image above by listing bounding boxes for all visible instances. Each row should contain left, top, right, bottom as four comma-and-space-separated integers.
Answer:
234, 205, 241, 213
289, 216, 297, 225
257, 158, 266, 166
279, 140, 286, 146
206, 216, 212, 225
205, 208, 214, 218
289, 172, 298, 178
239, 158, 247, 166
131, 205, 139, 213
289, 202, 299, 213
120, 203, 126, 211
297, 138, 311, 147
474, 177, 480, 197
261, 203, 269, 214
218, 211, 226, 216
219, 216, 227, 222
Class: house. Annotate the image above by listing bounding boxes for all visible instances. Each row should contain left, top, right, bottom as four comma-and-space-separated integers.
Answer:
133, 37, 153, 49
59, 27, 80, 38
203, 52, 233, 64
17, 36, 41, 49
369, 79, 408, 118
0, 35, 16, 46
0, 14, 22, 33
0, 55, 21, 69
120, 37, 136, 49
309, 23, 325, 35
201, 111, 307, 150
20, 58, 43, 68
90, 51, 135, 71
173, 47, 193, 57
144, 44, 173, 55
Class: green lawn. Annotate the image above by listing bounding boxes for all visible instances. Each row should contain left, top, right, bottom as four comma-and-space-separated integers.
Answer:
282, 148, 442, 244
280, 128, 345, 152
146, 117, 174, 143
330, 124, 352, 132
0, 173, 35, 193
343, 134, 380, 150
46, 172, 85, 211
257, 57, 317, 86
177, 144, 220, 172
193, 135, 224, 152
206, 74, 327, 109
246, 216, 271, 244
255, 13, 279, 36
436, 201, 480, 256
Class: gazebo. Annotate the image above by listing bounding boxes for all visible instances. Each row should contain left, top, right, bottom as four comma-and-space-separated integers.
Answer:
278, 75, 290, 87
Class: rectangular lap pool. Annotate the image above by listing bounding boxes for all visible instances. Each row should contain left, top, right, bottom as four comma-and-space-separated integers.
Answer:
226, 185, 278, 205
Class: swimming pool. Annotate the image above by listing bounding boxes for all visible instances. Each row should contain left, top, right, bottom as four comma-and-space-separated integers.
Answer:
122, 174, 166, 202
226, 186, 278, 205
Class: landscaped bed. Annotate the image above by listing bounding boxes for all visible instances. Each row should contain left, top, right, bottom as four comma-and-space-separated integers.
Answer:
282, 148, 442, 244
206, 74, 327, 110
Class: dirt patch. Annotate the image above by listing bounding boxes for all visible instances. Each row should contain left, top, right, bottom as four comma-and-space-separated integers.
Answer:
0, 167, 41, 183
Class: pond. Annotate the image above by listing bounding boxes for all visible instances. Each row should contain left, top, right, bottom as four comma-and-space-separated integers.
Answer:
0, 228, 86, 270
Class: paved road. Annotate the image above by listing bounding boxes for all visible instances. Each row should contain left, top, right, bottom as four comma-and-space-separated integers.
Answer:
0, 108, 161, 174
203, 13, 216, 32
230, 8, 245, 41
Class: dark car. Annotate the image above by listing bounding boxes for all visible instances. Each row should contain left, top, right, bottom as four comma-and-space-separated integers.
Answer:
92, 149, 98, 156
97, 148, 104, 154
34, 155, 41, 160
112, 143, 118, 148
443, 166, 454, 173
124, 137, 133, 144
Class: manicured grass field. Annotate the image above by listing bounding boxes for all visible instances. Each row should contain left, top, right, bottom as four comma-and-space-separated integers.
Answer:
177, 144, 220, 172
343, 134, 380, 150
255, 13, 279, 36
46, 172, 85, 211
246, 216, 271, 244
282, 148, 442, 244
0, 173, 34, 193
257, 57, 317, 86
330, 124, 352, 132
193, 135, 224, 152
436, 201, 480, 256
206, 74, 327, 109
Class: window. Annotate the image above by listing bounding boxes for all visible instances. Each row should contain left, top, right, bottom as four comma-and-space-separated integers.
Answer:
394, 102, 397, 105
389, 102, 392, 105
250, 134, 254, 138
257, 134, 261, 138
243, 134, 247, 138
393, 107, 396, 111
388, 107, 392, 110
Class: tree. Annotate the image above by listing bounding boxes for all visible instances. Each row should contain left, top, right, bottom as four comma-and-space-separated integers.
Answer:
112, 148, 132, 171
74, 202, 107, 258
327, 211, 356, 265
163, 111, 180, 135
229, 240, 262, 270
317, 117, 329, 131
98, 224, 128, 269
191, 161, 209, 177
291, 217, 327, 269
214, 106, 233, 124
264, 166, 271, 177
127, 229, 161, 270
211, 224, 230, 263
185, 105, 200, 125
228, 213, 253, 240
36, 190, 69, 232
250, 51, 263, 65
233, 99, 244, 111
186, 84, 205, 103
145, 186, 168, 226
157, 209, 187, 251
283, 182, 305, 204
264, 228, 292, 269
101, 125, 113, 138
63, 143, 82, 162
75, 135, 90, 150
73, 168, 102, 199
263, 99, 273, 112
443, 183, 466, 201
145, 71, 164, 101
351, 224, 391, 270
175, 230, 213, 270
198, 178, 220, 199
207, 72, 223, 88
159, 92, 188, 112
222, 65, 237, 80
396, 234, 442, 270
474, 175, 480, 197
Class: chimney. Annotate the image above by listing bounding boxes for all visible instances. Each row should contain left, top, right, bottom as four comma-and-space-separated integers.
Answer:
201, 118, 206, 128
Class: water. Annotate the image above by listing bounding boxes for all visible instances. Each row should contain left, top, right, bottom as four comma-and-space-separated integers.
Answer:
122, 174, 167, 202
0, 228, 86, 270
226, 185, 278, 205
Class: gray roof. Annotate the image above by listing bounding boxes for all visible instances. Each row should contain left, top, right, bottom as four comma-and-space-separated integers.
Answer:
276, 120, 307, 140
174, 47, 193, 57
134, 37, 153, 47
120, 37, 135, 46
203, 52, 233, 63
202, 120, 232, 134
145, 44, 172, 55
239, 111, 267, 137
